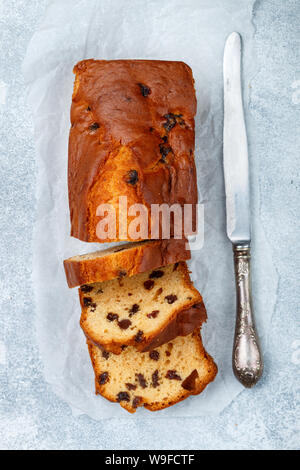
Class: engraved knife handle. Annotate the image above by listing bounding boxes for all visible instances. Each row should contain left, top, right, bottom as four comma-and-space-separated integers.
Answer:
232, 244, 263, 387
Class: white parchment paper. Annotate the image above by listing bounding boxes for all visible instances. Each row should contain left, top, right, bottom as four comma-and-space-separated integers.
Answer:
23, 0, 278, 418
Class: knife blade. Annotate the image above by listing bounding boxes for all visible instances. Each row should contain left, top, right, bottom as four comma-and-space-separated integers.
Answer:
223, 32, 263, 388
223, 31, 250, 244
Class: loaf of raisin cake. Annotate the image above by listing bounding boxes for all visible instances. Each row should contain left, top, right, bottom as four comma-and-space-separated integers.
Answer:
64, 239, 190, 288
88, 329, 217, 413
80, 262, 204, 353
69, 59, 197, 242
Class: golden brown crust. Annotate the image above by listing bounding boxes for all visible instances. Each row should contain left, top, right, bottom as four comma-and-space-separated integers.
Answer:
88, 330, 217, 413
140, 302, 207, 352
68, 59, 198, 242
63, 239, 190, 288
79, 262, 203, 354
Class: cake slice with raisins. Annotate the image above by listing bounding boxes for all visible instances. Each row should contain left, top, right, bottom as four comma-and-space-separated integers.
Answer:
88, 329, 217, 413
64, 238, 190, 288
80, 262, 203, 354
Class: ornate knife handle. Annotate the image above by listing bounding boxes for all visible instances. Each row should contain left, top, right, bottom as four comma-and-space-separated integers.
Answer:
232, 244, 263, 387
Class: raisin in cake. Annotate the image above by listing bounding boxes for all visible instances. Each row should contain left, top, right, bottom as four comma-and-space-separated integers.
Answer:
69, 59, 197, 242
80, 262, 203, 353
88, 329, 217, 413
64, 239, 190, 288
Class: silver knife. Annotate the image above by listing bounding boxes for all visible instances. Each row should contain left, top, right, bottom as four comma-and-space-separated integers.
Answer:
223, 32, 263, 387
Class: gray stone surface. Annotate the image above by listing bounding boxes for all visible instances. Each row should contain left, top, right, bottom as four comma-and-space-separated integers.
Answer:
0, 0, 299, 450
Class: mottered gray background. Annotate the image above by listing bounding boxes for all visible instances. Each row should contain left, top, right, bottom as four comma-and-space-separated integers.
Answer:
0, 0, 299, 449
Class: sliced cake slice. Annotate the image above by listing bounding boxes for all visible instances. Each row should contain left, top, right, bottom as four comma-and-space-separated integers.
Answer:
80, 262, 203, 354
88, 329, 217, 413
64, 239, 190, 288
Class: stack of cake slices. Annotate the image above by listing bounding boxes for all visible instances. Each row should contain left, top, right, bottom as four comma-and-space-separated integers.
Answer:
63, 59, 217, 413
64, 240, 217, 413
